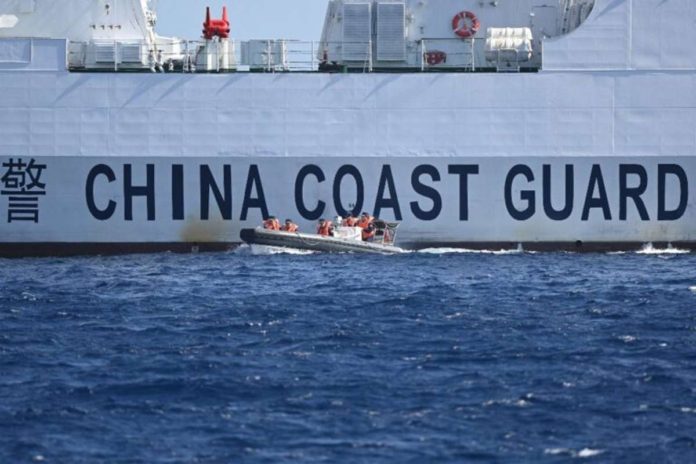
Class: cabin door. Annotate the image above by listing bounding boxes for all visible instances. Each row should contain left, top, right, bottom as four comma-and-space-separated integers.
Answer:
530, 6, 558, 67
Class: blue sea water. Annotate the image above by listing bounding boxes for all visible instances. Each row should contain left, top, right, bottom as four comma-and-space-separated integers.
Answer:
1, 246, 695, 463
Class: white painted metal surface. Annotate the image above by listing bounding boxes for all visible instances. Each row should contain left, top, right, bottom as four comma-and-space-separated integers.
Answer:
0, 0, 694, 253
0, 0, 156, 43
2, 69, 693, 159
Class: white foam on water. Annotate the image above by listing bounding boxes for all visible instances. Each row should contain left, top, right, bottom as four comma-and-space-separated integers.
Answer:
637, 243, 690, 255
417, 247, 472, 254
544, 448, 570, 456
233, 244, 315, 256
619, 335, 636, 343
254, 245, 316, 256
576, 448, 604, 458
417, 244, 526, 255
689, 286, 696, 293
544, 448, 604, 459
232, 244, 252, 255
483, 393, 534, 408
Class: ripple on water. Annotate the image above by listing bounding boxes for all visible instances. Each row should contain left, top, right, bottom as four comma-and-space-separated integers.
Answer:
0, 252, 694, 463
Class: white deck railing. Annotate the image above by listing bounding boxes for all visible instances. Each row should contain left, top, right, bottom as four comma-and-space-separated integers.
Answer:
67, 38, 541, 73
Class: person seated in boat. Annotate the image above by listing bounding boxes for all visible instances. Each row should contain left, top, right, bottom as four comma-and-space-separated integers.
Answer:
356, 212, 374, 229
282, 219, 299, 233
342, 213, 358, 227
317, 218, 334, 236
362, 222, 376, 242
263, 216, 281, 231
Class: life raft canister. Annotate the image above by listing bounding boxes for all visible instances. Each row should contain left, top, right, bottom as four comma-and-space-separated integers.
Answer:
452, 11, 480, 39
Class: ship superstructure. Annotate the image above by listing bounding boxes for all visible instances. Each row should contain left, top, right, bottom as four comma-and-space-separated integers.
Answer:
0, 0, 694, 255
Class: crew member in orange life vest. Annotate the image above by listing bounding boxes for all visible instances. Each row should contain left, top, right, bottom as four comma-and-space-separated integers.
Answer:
356, 212, 374, 229
317, 218, 333, 236
263, 216, 281, 231
342, 213, 358, 227
282, 219, 299, 232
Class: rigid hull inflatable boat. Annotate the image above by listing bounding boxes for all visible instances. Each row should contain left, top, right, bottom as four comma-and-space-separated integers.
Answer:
241, 222, 404, 254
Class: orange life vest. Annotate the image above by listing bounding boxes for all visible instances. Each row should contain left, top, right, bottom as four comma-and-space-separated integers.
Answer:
357, 215, 373, 229
317, 221, 333, 236
343, 216, 357, 227
282, 223, 299, 232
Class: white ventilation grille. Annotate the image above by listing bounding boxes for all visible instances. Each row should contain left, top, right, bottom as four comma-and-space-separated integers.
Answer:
376, 3, 405, 61
120, 43, 142, 63
94, 43, 115, 63
342, 3, 371, 62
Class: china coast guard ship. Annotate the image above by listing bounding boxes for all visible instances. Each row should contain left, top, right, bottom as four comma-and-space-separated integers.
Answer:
0, 0, 694, 256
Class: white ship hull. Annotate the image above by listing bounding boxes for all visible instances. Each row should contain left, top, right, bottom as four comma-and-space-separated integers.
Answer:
0, 152, 693, 255
0, 0, 694, 255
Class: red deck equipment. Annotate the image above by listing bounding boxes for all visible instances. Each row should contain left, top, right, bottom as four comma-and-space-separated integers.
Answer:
203, 6, 230, 40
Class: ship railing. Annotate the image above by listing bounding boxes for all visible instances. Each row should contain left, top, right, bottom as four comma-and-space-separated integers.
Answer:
417, 38, 477, 72
67, 38, 539, 73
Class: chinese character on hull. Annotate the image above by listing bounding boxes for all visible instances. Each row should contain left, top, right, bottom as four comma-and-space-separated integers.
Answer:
1, 158, 47, 223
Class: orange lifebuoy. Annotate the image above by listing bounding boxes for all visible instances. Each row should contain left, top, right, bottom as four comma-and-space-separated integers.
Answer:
452, 11, 480, 39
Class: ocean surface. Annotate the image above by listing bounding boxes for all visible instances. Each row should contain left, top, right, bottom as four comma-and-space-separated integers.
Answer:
1, 246, 695, 463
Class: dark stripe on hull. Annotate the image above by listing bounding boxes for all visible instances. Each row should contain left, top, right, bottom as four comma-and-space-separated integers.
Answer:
0, 241, 693, 258
0, 242, 237, 258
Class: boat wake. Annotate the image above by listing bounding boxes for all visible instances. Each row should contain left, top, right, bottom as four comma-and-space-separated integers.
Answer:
239, 244, 529, 256
234, 244, 316, 256
636, 243, 690, 255
233, 242, 692, 257
417, 244, 526, 255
